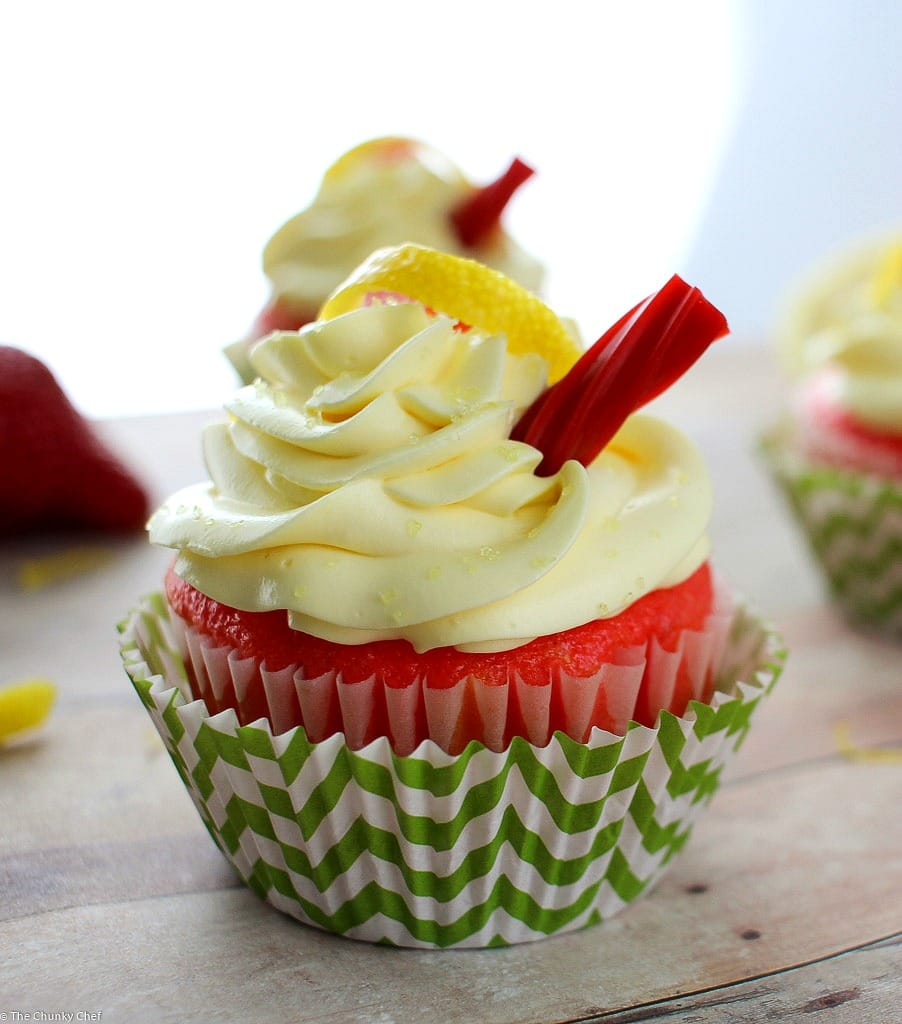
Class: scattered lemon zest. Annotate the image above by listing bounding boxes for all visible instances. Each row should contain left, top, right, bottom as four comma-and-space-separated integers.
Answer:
0, 679, 56, 744
833, 720, 902, 764
17, 546, 116, 592
318, 244, 582, 382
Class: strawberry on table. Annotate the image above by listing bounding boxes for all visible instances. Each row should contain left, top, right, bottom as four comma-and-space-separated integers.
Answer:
0, 347, 150, 535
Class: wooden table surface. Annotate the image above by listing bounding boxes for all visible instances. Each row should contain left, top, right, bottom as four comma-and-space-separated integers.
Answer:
2, 344, 901, 1023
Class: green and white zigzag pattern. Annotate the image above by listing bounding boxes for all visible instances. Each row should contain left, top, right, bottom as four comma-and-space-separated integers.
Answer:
764, 437, 902, 632
119, 594, 783, 949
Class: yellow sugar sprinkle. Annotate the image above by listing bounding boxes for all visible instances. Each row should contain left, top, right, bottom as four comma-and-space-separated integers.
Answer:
426, 566, 442, 580
479, 546, 501, 561
452, 386, 480, 405
379, 588, 399, 605
0, 678, 56, 744
872, 241, 902, 308
833, 721, 902, 764
17, 546, 116, 592
144, 727, 165, 756
406, 520, 423, 538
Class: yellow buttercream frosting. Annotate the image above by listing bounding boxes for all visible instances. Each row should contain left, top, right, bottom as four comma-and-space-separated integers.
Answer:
262, 138, 544, 313
151, 301, 711, 652
780, 232, 902, 432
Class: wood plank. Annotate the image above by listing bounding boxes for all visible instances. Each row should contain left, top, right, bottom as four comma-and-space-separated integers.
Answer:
593, 933, 902, 1023
728, 603, 902, 780
0, 706, 204, 856
2, 756, 900, 1022
3, 348, 901, 1020
1, 833, 236, 924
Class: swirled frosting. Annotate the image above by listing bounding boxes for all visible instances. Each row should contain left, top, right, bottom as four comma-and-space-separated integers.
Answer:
262, 139, 544, 313
151, 302, 711, 652
780, 234, 902, 432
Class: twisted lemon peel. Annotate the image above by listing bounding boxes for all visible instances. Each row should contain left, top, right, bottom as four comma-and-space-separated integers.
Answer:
319, 244, 582, 383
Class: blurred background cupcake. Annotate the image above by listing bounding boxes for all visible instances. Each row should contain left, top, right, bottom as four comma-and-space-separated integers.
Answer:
224, 137, 544, 382
763, 230, 902, 633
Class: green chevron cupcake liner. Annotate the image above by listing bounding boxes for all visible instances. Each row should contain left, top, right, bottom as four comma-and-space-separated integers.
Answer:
119, 593, 784, 948
763, 425, 902, 633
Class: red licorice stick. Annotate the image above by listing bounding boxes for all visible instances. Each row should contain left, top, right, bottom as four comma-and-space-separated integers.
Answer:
450, 157, 535, 248
512, 275, 729, 475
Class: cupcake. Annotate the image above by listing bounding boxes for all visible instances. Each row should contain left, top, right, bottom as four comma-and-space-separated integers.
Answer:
121, 246, 783, 947
225, 136, 543, 383
763, 231, 902, 632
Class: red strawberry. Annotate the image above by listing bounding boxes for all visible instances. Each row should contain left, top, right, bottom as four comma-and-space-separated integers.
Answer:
0, 347, 150, 535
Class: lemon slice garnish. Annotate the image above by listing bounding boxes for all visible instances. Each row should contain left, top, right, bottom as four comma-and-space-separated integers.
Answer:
322, 137, 421, 183
319, 243, 581, 382
0, 678, 56, 744
871, 240, 902, 309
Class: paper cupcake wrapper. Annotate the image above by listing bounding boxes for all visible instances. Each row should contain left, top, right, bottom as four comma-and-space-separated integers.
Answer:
763, 426, 902, 632
119, 593, 783, 948
166, 589, 735, 756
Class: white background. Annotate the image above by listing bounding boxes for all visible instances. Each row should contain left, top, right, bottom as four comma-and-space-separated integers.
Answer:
1, 0, 900, 418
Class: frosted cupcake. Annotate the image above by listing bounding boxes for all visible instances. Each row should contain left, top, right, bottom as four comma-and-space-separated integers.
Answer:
763, 232, 902, 632
226, 137, 543, 382
122, 246, 783, 947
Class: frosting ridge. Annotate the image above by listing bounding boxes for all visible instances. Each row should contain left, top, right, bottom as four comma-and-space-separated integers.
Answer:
151, 301, 711, 652
263, 139, 544, 313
